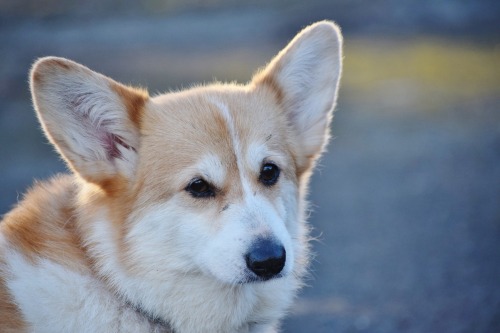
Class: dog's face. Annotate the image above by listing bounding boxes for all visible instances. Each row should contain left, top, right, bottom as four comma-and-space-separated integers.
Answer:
129, 87, 300, 284
30, 22, 342, 285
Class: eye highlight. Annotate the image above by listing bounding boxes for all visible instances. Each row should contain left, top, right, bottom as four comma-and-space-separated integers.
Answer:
185, 178, 215, 198
259, 163, 280, 186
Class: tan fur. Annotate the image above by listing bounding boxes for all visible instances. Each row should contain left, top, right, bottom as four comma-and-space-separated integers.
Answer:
0, 176, 89, 272
110, 81, 149, 128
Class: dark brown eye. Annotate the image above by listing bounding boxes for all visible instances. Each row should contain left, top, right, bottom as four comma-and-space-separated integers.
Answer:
186, 179, 215, 198
259, 163, 280, 186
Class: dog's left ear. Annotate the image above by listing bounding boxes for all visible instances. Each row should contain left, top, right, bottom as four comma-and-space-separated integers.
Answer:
30, 57, 149, 193
252, 21, 343, 173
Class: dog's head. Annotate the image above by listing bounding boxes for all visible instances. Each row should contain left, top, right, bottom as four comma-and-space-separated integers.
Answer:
30, 22, 342, 285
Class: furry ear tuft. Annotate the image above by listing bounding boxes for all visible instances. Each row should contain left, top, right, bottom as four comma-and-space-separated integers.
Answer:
253, 21, 343, 173
30, 57, 149, 190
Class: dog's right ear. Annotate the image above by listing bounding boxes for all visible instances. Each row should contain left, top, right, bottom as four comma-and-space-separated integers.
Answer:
30, 57, 149, 193
252, 21, 342, 175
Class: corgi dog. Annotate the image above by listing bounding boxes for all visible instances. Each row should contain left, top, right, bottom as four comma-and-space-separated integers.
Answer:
0, 21, 342, 333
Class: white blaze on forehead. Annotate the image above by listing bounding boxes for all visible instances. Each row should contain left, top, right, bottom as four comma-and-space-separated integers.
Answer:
209, 98, 253, 196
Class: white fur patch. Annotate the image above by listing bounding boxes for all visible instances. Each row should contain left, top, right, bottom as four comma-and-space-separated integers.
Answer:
194, 153, 227, 188
246, 142, 287, 173
3, 251, 167, 332
85, 204, 290, 333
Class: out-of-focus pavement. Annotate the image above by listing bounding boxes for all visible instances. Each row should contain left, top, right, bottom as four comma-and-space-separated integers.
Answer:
1, 3, 499, 332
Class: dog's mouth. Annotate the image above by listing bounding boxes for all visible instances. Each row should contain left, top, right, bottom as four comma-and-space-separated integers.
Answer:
238, 271, 286, 284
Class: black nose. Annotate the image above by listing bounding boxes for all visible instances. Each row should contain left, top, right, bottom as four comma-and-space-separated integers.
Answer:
245, 238, 286, 280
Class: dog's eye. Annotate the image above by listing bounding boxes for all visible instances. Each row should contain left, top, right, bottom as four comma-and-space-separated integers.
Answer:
259, 163, 280, 186
186, 179, 215, 198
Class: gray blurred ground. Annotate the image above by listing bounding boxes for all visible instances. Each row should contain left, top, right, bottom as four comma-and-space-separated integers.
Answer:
1, 2, 500, 332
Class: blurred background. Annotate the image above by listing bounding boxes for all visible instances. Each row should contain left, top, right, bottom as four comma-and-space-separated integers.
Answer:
1, 1, 499, 332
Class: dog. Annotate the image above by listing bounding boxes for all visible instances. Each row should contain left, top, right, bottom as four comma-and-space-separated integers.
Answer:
0, 21, 342, 333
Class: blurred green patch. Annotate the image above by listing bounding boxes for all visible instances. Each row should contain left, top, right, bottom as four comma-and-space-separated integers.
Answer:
343, 38, 500, 109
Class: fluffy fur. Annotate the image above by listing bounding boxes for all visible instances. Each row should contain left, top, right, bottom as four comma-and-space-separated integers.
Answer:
0, 21, 342, 333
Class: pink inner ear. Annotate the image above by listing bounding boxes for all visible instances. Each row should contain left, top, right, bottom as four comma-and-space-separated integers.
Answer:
69, 92, 136, 161
101, 132, 134, 160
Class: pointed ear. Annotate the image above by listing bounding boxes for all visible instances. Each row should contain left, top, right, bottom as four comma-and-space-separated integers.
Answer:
252, 21, 343, 173
30, 57, 149, 192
